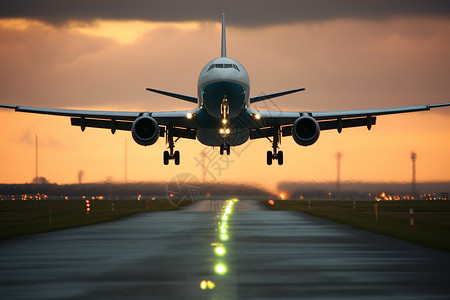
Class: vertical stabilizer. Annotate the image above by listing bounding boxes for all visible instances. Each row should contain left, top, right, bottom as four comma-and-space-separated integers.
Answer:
221, 13, 226, 57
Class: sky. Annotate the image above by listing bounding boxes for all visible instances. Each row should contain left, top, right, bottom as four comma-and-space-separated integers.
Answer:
0, 1, 449, 191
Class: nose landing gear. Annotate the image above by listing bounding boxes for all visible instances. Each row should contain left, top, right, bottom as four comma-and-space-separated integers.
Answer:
220, 143, 230, 155
219, 96, 231, 156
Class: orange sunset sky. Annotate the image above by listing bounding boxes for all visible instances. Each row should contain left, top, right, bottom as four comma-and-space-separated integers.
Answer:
0, 1, 449, 191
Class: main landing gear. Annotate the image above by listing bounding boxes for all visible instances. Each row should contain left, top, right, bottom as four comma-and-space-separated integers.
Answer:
266, 126, 283, 165
163, 126, 180, 165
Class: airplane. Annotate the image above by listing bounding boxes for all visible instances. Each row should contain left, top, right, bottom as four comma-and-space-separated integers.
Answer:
1, 14, 449, 166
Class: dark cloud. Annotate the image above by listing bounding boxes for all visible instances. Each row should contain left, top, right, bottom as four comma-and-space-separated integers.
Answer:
1, 0, 449, 26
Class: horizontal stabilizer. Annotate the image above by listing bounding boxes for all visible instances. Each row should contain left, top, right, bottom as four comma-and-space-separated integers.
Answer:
250, 88, 305, 104
146, 88, 197, 103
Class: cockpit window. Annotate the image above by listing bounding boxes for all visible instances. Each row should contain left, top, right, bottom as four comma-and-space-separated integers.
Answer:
207, 64, 241, 72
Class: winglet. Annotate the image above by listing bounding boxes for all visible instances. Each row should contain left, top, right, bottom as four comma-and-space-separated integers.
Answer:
221, 13, 226, 57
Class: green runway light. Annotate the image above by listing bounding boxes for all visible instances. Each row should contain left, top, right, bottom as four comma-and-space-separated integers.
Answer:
222, 215, 228, 221
215, 263, 227, 275
220, 234, 228, 241
215, 246, 226, 256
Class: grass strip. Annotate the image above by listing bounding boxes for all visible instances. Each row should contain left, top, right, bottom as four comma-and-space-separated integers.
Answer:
0, 200, 190, 241
263, 200, 450, 252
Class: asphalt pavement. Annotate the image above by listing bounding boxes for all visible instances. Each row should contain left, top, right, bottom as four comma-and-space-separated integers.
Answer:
1, 200, 449, 300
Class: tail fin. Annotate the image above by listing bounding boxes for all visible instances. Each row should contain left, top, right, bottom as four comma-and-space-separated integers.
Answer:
221, 13, 226, 57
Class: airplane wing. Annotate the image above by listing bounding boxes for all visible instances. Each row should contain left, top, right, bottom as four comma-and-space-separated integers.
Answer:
247, 103, 450, 138
146, 88, 198, 103
250, 88, 305, 104
0, 104, 199, 134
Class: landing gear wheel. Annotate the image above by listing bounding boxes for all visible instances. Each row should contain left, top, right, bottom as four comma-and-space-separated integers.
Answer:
174, 151, 180, 165
163, 151, 169, 165
267, 151, 273, 165
277, 150, 283, 165
220, 143, 230, 155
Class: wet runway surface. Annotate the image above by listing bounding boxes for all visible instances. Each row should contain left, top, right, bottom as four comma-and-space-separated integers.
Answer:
1, 200, 450, 300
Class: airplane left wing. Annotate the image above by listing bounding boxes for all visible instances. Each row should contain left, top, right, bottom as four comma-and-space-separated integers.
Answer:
0, 104, 198, 134
0, 104, 141, 120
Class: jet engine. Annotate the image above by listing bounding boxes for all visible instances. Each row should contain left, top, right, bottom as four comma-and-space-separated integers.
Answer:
131, 116, 159, 146
292, 116, 320, 146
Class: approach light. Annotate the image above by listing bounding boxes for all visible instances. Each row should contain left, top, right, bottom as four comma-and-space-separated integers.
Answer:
222, 118, 227, 124
200, 280, 207, 290
207, 281, 215, 289
219, 128, 225, 134
225, 128, 230, 134
200, 280, 216, 290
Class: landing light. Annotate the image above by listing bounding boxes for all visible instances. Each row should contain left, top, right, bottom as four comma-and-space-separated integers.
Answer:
186, 112, 193, 119
255, 113, 261, 120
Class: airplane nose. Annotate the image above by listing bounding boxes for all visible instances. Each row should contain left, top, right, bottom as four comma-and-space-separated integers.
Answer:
202, 81, 247, 119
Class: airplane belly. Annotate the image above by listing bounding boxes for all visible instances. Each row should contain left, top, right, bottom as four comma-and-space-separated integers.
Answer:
197, 126, 249, 146
197, 110, 250, 146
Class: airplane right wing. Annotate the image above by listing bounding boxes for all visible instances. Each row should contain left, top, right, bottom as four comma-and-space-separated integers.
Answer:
247, 102, 450, 140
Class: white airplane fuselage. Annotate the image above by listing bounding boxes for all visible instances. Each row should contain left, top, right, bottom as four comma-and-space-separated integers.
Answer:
196, 57, 250, 146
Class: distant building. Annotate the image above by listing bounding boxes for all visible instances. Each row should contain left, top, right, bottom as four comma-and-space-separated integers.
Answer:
32, 177, 49, 184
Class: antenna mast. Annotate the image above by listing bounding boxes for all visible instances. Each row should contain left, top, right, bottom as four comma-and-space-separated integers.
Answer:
125, 139, 128, 182
35, 134, 38, 180
411, 152, 417, 194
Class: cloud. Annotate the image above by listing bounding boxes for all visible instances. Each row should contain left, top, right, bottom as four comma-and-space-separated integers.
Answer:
0, 17, 448, 112
1, 0, 449, 26
14, 129, 67, 150
17, 129, 35, 146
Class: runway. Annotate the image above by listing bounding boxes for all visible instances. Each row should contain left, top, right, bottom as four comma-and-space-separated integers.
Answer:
1, 200, 450, 300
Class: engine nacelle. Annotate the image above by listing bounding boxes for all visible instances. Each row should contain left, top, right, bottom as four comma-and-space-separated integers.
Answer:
131, 116, 159, 146
292, 116, 320, 146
